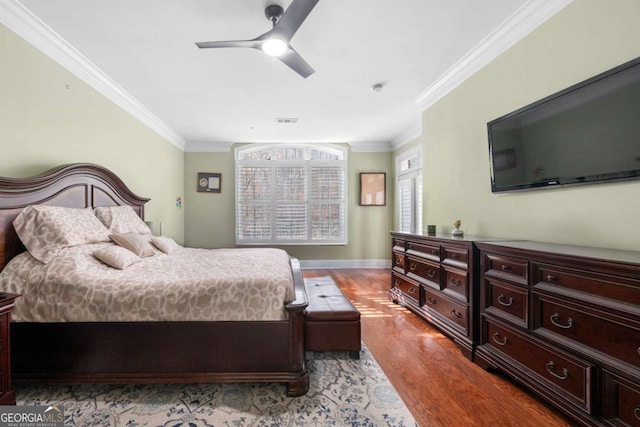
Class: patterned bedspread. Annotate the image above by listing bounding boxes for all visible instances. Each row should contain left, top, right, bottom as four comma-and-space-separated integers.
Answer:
0, 244, 295, 322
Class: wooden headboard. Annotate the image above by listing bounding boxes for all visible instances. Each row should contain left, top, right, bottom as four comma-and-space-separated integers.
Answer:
0, 163, 150, 270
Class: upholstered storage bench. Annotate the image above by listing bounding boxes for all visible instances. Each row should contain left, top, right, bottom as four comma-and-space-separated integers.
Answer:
304, 276, 361, 359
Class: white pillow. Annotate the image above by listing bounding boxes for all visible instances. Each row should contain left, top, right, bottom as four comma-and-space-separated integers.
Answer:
93, 246, 141, 270
94, 206, 150, 235
13, 205, 111, 264
151, 236, 180, 254
110, 232, 156, 257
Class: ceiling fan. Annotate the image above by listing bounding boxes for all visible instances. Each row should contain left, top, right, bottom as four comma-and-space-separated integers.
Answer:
195, 0, 319, 78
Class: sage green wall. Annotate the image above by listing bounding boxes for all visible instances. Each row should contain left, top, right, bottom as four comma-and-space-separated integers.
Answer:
184, 149, 393, 261
420, 0, 640, 250
0, 23, 185, 242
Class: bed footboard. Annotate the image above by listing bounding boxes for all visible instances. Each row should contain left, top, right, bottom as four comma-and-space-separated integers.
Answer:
11, 258, 309, 396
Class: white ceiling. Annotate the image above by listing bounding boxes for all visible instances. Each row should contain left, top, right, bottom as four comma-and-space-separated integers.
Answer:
3, 0, 570, 151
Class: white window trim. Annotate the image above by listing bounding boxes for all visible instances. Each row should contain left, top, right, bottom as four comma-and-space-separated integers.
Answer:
235, 144, 348, 245
395, 147, 423, 234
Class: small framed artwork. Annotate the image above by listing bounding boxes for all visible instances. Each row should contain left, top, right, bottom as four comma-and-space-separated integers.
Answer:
197, 172, 222, 193
359, 172, 386, 206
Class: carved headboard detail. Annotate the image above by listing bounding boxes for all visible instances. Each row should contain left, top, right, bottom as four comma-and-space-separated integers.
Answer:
0, 163, 150, 270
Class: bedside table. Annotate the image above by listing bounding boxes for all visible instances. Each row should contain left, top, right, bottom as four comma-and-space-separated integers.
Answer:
0, 294, 19, 405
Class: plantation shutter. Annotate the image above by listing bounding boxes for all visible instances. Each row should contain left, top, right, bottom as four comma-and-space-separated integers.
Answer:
398, 178, 413, 233
236, 145, 347, 245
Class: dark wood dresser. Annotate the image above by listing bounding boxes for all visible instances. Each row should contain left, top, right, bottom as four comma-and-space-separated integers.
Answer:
390, 232, 490, 359
475, 241, 640, 426
0, 294, 19, 405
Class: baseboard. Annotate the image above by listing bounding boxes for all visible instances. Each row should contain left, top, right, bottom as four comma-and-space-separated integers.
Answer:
300, 259, 391, 269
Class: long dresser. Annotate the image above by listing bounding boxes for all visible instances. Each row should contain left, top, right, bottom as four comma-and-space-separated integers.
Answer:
390, 232, 489, 359
475, 240, 640, 426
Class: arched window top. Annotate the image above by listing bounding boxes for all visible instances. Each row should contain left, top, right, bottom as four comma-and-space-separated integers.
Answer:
236, 144, 346, 161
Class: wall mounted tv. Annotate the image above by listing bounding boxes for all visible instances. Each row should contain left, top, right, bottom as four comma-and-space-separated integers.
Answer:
488, 56, 640, 193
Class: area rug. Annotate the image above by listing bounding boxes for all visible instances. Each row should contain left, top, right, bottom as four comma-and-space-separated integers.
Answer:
15, 345, 416, 427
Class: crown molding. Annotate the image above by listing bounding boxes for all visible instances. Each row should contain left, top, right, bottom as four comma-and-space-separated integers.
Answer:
0, 0, 186, 151
416, 0, 573, 111
184, 141, 236, 152
348, 140, 393, 153
390, 121, 422, 151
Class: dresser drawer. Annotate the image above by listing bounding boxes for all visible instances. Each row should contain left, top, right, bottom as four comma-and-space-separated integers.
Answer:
392, 273, 420, 305
423, 286, 468, 333
602, 370, 640, 427
443, 266, 468, 302
484, 278, 528, 328
407, 255, 440, 289
392, 238, 406, 252
406, 241, 440, 262
392, 250, 405, 274
484, 318, 594, 413
443, 247, 468, 268
484, 253, 528, 285
532, 262, 640, 307
533, 291, 640, 370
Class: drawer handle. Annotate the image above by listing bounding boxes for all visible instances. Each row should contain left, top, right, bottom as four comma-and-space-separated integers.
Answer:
492, 332, 508, 346
432, 249, 439, 255
427, 270, 436, 278
409, 263, 417, 271
395, 258, 402, 265
450, 309, 463, 319
545, 361, 569, 380
546, 274, 557, 282
449, 278, 463, 287
501, 264, 511, 271
497, 294, 514, 307
634, 407, 640, 421
426, 296, 437, 305
550, 313, 574, 329
408, 286, 417, 294
451, 253, 459, 259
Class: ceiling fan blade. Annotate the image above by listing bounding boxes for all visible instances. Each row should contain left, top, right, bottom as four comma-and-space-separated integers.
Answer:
278, 47, 315, 78
196, 39, 261, 49
271, 0, 319, 42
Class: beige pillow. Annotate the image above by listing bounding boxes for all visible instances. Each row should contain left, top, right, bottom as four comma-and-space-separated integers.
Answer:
110, 233, 156, 257
94, 206, 151, 235
13, 205, 111, 264
93, 246, 141, 270
151, 236, 180, 254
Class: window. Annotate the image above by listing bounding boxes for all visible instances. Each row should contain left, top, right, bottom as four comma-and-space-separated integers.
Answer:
236, 144, 347, 245
396, 148, 423, 234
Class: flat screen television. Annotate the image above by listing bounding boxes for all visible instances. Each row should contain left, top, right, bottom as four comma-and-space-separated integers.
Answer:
487, 56, 640, 193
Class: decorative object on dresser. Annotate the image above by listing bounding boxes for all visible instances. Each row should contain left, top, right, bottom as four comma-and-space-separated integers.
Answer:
452, 219, 464, 236
0, 294, 19, 405
475, 240, 640, 426
390, 232, 488, 359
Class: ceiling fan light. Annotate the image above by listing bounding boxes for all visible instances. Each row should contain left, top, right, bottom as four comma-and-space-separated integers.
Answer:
262, 38, 288, 56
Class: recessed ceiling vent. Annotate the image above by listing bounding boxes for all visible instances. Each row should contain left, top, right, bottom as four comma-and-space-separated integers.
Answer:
275, 118, 299, 124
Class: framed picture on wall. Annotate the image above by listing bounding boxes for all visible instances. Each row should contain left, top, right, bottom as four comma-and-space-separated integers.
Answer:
359, 172, 386, 206
197, 172, 222, 193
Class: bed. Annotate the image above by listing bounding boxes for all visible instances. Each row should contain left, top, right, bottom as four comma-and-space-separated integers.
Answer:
0, 163, 309, 396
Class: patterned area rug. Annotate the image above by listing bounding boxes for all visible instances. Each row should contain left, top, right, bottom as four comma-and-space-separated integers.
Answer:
15, 345, 416, 427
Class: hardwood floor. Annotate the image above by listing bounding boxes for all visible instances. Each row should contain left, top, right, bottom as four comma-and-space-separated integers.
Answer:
303, 268, 578, 427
